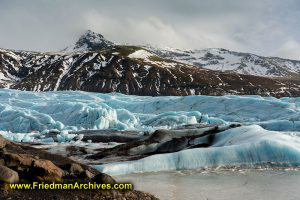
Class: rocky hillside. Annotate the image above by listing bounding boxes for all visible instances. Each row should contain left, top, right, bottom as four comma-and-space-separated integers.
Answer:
1, 30, 300, 97
143, 45, 300, 78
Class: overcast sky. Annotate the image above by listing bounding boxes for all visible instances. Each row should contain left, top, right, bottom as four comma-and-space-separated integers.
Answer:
0, 0, 299, 59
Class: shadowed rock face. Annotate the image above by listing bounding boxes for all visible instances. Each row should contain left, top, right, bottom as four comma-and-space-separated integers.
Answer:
87, 124, 241, 163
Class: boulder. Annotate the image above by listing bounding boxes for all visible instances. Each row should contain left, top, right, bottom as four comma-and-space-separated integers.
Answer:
30, 159, 64, 182
92, 173, 117, 185
3, 152, 64, 182
79, 170, 95, 180
0, 165, 19, 183
4, 153, 34, 168
64, 163, 84, 175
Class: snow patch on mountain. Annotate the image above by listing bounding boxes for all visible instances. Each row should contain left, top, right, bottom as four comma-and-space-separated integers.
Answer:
128, 50, 154, 59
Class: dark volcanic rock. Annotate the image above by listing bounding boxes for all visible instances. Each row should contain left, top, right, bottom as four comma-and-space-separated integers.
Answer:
75, 130, 146, 143
155, 137, 189, 153
87, 124, 241, 163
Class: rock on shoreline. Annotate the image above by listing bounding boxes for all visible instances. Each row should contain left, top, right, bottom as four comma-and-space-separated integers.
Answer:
0, 136, 159, 200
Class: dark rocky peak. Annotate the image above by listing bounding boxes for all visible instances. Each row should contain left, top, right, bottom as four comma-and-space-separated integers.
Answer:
73, 30, 114, 51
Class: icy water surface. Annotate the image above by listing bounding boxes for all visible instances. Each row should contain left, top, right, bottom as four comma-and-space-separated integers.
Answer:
116, 170, 300, 200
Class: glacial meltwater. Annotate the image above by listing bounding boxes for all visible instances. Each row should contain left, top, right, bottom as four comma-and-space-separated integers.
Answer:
116, 170, 300, 200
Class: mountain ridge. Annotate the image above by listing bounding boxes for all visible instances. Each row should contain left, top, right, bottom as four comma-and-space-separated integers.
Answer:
1, 30, 300, 97
142, 45, 300, 78
62, 30, 300, 78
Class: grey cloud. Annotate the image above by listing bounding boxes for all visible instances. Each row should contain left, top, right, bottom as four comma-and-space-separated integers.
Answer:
0, 0, 299, 59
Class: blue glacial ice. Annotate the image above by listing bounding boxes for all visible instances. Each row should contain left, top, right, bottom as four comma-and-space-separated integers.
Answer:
1, 89, 300, 172
95, 125, 300, 175
0, 89, 300, 143
0, 90, 220, 134
1, 89, 300, 133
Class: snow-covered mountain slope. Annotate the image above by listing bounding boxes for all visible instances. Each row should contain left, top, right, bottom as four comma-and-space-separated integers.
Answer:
143, 46, 300, 78
2, 46, 300, 97
1, 30, 300, 97
0, 48, 46, 87
62, 30, 114, 52
64, 30, 300, 78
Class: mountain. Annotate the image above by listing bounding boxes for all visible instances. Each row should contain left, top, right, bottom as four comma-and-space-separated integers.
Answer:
1, 30, 300, 97
65, 30, 300, 78
64, 30, 300, 79
143, 45, 300, 78
62, 30, 114, 52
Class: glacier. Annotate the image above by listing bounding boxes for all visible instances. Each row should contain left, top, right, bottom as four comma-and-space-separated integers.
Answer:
1, 89, 300, 174
95, 125, 300, 175
0, 89, 299, 135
